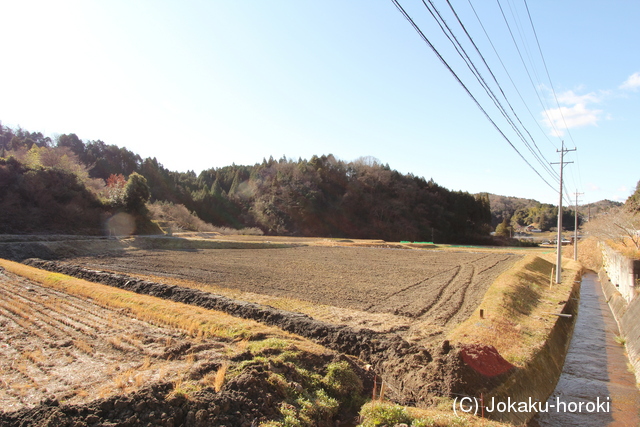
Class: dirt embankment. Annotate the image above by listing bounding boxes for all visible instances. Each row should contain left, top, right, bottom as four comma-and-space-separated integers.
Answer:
2, 370, 286, 427
21, 259, 507, 406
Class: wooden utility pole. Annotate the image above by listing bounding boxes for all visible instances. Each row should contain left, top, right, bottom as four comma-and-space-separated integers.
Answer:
574, 191, 583, 261
551, 142, 575, 284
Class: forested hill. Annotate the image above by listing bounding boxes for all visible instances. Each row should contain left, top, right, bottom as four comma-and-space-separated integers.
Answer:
487, 193, 622, 231
0, 125, 492, 242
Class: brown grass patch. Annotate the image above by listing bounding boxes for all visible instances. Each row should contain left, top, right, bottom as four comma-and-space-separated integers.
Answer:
600, 238, 640, 260
0, 259, 298, 344
574, 236, 604, 271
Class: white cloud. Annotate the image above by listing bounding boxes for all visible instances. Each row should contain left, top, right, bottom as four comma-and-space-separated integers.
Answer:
556, 90, 600, 105
541, 89, 603, 137
620, 72, 640, 91
613, 186, 631, 202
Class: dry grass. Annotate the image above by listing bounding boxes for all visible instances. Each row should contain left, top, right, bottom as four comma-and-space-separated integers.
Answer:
601, 238, 640, 260
574, 236, 603, 271
23, 349, 46, 365
0, 259, 295, 344
213, 363, 228, 392
448, 254, 582, 366
359, 400, 512, 427
408, 405, 513, 427
72, 338, 94, 354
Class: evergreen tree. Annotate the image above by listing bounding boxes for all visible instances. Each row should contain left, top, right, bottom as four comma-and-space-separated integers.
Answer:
124, 173, 151, 215
495, 217, 512, 237
211, 178, 224, 197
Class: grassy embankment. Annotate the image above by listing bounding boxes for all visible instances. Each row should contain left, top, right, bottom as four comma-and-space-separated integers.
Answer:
449, 253, 582, 366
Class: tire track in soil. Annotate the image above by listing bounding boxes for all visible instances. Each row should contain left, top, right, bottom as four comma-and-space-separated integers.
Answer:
399, 266, 462, 318
474, 254, 514, 275
442, 255, 520, 327
363, 266, 459, 316
365, 253, 520, 323
425, 265, 475, 326
408, 254, 520, 328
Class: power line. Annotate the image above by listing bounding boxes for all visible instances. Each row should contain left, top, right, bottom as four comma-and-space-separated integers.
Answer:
521, 0, 582, 200
465, 0, 560, 153
432, 0, 559, 180
493, 0, 565, 141
390, 0, 558, 192
523, 0, 577, 148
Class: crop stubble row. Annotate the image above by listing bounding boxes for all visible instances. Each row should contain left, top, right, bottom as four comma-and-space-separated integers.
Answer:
0, 269, 228, 411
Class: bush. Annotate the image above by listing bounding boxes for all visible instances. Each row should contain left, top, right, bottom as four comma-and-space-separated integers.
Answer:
256, 356, 364, 427
210, 225, 265, 236
322, 360, 363, 410
0, 157, 105, 234
358, 401, 412, 427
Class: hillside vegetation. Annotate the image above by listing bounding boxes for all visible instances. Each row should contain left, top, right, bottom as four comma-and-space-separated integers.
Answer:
1, 123, 492, 242
583, 180, 640, 256
0, 157, 105, 234
487, 193, 622, 231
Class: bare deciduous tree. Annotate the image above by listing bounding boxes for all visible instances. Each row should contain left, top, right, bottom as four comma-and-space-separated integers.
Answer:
585, 206, 640, 250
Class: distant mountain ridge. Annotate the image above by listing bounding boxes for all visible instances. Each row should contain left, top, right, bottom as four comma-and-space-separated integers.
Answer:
0, 122, 627, 239
485, 193, 622, 230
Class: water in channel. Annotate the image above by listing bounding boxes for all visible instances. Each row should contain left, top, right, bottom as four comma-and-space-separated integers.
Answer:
531, 272, 640, 426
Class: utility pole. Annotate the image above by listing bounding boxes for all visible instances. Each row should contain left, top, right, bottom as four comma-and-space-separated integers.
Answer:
551, 142, 575, 284
573, 191, 583, 261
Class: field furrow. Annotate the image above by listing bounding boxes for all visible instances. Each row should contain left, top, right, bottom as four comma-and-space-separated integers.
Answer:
67, 247, 522, 343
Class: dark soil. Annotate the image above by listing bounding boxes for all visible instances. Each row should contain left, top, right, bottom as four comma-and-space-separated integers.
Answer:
1, 367, 285, 427
21, 259, 514, 406
65, 247, 520, 326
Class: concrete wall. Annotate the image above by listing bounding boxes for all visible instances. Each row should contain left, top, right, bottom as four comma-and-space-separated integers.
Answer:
600, 254, 640, 386
601, 243, 640, 302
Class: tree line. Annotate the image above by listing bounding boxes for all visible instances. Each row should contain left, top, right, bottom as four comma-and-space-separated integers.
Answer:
486, 193, 624, 232
1, 123, 493, 242
585, 180, 640, 252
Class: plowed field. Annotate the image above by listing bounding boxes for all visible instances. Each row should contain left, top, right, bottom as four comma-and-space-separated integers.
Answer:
70, 247, 521, 340
1, 244, 525, 425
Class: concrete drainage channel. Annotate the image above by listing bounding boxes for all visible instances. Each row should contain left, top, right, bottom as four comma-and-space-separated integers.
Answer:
531, 272, 640, 426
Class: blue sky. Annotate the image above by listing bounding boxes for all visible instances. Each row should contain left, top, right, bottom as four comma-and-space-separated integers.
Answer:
1, 1, 638, 205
